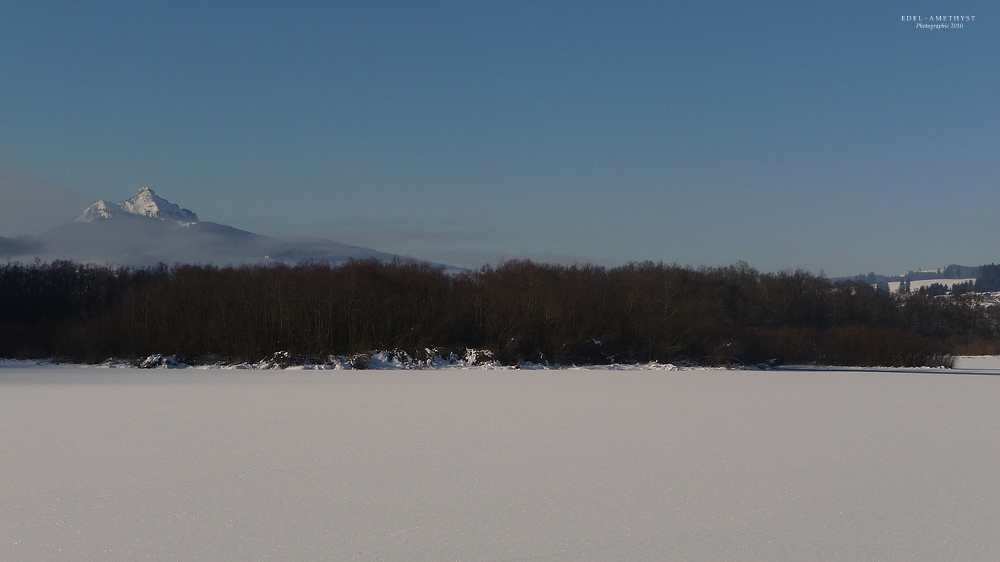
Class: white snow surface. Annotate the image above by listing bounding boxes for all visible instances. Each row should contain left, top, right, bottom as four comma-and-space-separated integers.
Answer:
3, 360, 1000, 560
887, 278, 976, 293
75, 187, 199, 223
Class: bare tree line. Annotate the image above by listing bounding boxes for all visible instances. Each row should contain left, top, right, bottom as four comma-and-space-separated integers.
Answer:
3, 259, 995, 367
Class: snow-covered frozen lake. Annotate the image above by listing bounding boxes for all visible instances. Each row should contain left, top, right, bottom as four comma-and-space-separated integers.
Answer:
3, 359, 1000, 561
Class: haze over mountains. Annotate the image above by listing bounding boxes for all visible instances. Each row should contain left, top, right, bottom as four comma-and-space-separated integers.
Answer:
1, 187, 455, 270
3, 187, 996, 281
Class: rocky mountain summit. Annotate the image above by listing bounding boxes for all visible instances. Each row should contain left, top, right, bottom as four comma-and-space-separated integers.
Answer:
75, 187, 199, 223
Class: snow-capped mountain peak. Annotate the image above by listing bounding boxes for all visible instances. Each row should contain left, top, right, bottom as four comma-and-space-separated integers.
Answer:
23, 187, 462, 271
75, 187, 199, 223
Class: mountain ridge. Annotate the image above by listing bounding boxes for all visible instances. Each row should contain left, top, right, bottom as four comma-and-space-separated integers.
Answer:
2, 188, 459, 271
75, 187, 200, 223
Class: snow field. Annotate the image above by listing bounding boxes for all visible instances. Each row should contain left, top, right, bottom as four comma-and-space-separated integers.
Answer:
2, 364, 1000, 560
887, 278, 976, 293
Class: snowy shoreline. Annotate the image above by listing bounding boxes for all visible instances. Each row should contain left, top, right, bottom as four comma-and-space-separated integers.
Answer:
7, 354, 990, 372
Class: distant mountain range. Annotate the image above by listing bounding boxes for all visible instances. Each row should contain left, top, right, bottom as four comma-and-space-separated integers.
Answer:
1, 187, 459, 271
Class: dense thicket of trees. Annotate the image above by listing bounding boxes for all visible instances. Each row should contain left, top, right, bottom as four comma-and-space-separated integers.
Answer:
4, 259, 998, 367
974, 264, 1000, 292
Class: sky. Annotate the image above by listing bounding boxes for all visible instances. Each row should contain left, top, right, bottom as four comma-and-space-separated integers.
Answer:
1, 1, 997, 276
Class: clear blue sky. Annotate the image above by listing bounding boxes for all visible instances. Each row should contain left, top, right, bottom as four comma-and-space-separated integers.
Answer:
2, 1, 996, 276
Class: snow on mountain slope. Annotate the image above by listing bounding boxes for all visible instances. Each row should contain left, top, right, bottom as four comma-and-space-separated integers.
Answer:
4, 187, 459, 270
75, 187, 199, 223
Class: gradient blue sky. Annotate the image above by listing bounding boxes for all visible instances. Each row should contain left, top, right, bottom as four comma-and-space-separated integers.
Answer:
2, 1, 996, 275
